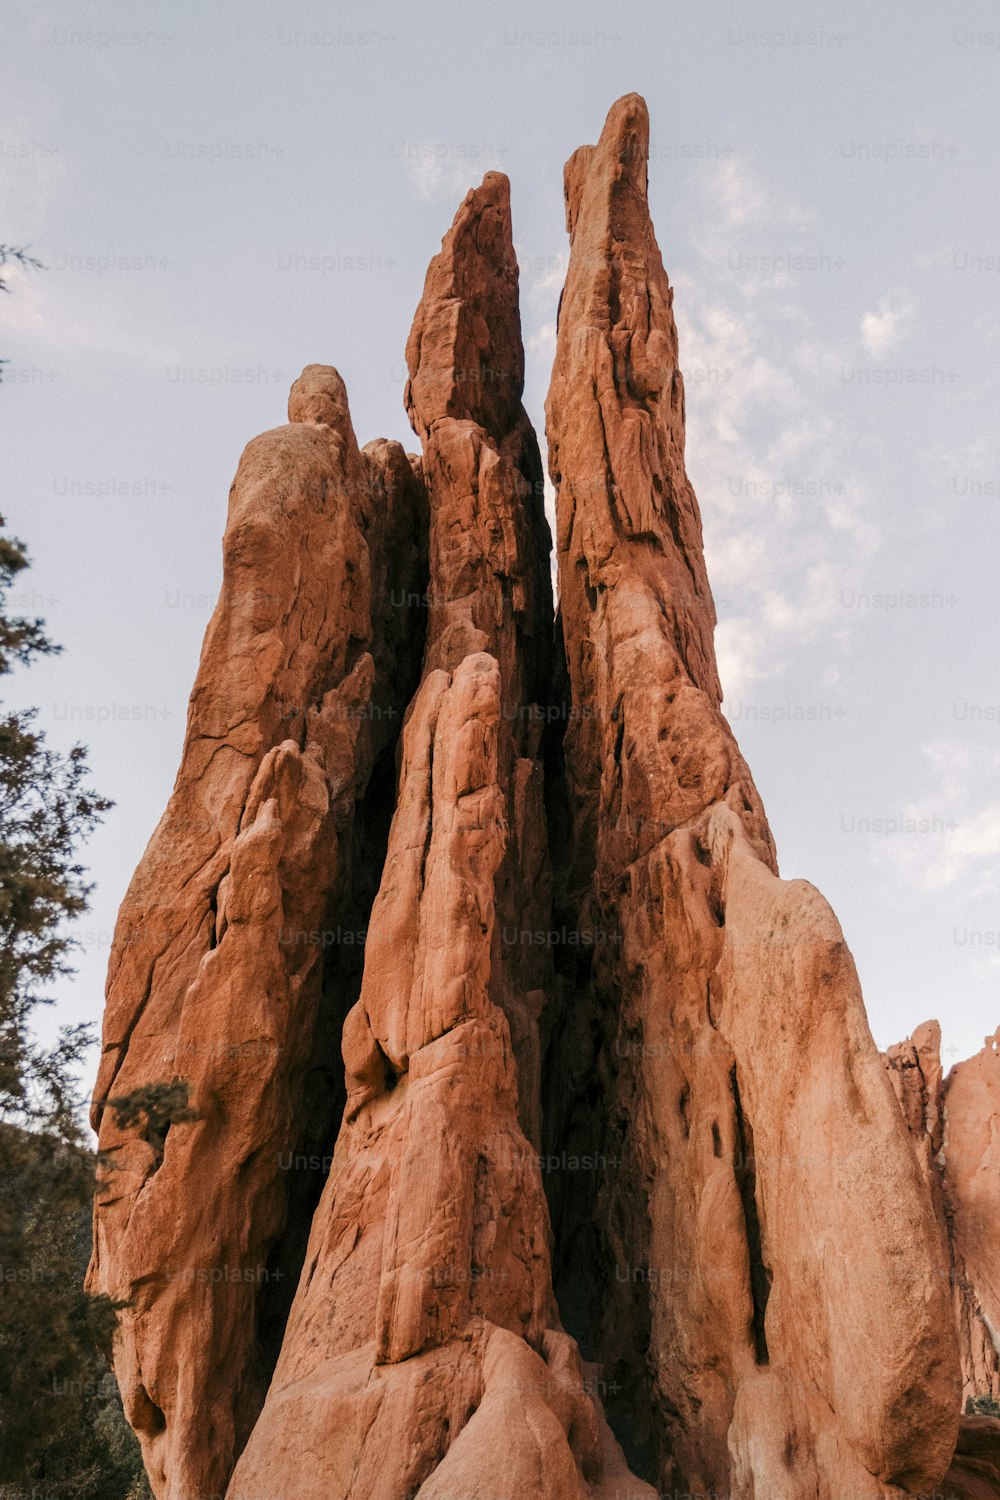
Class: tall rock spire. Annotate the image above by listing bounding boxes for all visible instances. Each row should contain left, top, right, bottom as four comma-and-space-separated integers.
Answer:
544, 93, 960, 1496
227, 176, 655, 1499
886, 1022, 1000, 1408
87, 365, 429, 1498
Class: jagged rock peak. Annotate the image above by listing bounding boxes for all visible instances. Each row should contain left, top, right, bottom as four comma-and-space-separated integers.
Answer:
87, 365, 429, 1498
548, 92, 723, 724
287, 362, 356, 432
564, 90, 652, 236
405, 170, 527, 446
544, 90, 961, 1496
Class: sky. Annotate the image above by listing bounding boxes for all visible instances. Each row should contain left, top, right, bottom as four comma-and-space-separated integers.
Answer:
2, 0, 998, 1101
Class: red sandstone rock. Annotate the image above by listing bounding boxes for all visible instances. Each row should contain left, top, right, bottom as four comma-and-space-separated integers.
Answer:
944, 1031, 1000, 1410
91, 95, 994, 1500
404, 172, 555, 1148
228, 174, 654, 1498
544, 92, 960, 1495
886, 1023, 1000, 1410
87, 365, 427, 1498
942, 1417, 1000, 1500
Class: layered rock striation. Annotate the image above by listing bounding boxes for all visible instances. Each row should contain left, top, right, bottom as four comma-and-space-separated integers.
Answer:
89, 93, 998, 1500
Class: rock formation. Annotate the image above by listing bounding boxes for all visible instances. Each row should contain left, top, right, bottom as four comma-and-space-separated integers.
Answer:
226, 171, 649, 1500
87, 365, 429, 1495
885, 1022, 1000, 1409
89, 93, 999, 1499
543, 91, 962, 1498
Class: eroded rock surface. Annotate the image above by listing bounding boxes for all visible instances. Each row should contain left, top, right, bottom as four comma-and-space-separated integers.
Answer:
886, 1023, 1000, 1410
88, 366, 428, 1498
91, 93, 994, 1500
543, 92, 960, 1497
227, 175, 654, 1499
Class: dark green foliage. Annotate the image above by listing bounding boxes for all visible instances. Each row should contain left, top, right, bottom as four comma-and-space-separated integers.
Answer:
0, 1132, 150, 1496
965, 1392, 1000, 1418
0, 524, 111, 1139
106, 1080, 197, 1165
0, 517, 148, 1493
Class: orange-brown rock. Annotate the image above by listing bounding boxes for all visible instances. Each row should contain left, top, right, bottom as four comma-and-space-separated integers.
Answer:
943, 1417, 1000, 1500
404, 171, 555, 1147
886, 1023, 1000, 1410
543, 92, 960, 1496
91, 92, 995, 1500
87, 366, 428, 1498
228, 174, 655, 1498
946, 1032, 1000, 1410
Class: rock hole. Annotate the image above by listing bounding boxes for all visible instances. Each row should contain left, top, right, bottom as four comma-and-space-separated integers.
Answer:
133, 1383, 166, 1437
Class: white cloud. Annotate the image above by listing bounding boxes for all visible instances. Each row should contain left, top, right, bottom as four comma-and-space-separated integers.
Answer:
671, 161, 880, 697
526, 321, 556, 358
874, 741, 1000, 894
860, 293, 914, 356
401, 146, 502, 204
516, 246, 568, 306
705, 158, 811, 235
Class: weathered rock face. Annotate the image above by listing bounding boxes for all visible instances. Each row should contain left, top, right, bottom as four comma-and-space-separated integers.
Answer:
543, 93, 960, 1497
403, 171, 555, 1149
227, 170, 655, 1500
946, 1032, 1000, 1410
91, 92, 996, 1500
885, 1023, 1000, 1410
943, 1416, 1000, 1499
87, 366, 429, 1498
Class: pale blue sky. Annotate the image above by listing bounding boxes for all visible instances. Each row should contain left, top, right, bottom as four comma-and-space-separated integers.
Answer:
3, 0, 999, 1093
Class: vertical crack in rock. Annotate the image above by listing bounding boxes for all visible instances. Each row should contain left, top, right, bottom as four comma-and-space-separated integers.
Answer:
544, 92, 961, 1497
404, 169, 556, 1151
254, 438, 430, 1387
729, 1064, 770, 1367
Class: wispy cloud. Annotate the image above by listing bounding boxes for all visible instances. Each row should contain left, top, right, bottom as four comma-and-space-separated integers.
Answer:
704, 158, 812, 235
874, 740, 1000, 894
526, 321, 556, 358
672, 160, 877, 696
860, 292, 914, 356
400, 145, 504, 204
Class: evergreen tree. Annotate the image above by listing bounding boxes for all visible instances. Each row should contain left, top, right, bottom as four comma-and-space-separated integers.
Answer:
0, 518, 148, 1494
